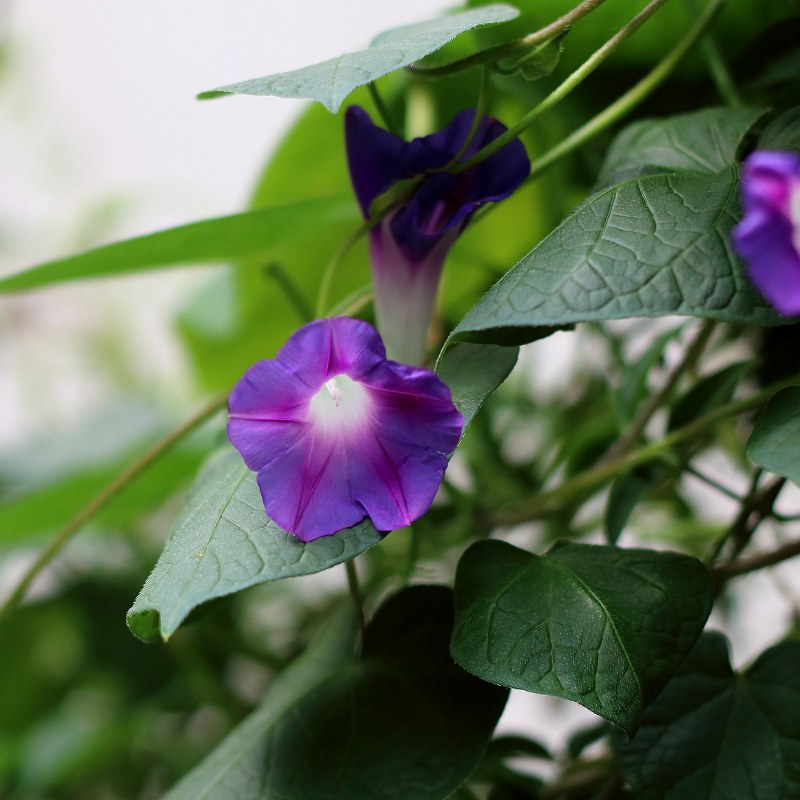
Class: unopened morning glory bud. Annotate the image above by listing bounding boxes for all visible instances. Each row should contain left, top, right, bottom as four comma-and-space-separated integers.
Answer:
345, 106, 530, 364
732, 150, 800, 316
227, 317, 463, 541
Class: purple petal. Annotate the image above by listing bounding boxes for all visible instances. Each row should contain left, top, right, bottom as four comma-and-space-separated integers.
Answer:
227, 317, 464, 541
732, 150, 800, 316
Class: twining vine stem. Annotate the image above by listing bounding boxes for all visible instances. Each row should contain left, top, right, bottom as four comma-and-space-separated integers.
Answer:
0, 393, 229, 618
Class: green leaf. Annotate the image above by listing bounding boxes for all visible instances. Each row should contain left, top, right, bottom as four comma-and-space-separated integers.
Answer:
0, 196, 356, 293
451, 540, 713, 735
757, 106, 800, 151
747, 386, 800, 483
165, 587, 508, 800
668, 361, 752, 432
198, 5, 520, 112
126, 447, 384, 642
128, 343, 513, 641
604, 465, 663, 545
436, 343, 519, 434
617, 633, 800, 799
597, 107, 764, 187
450, 167, 785, 347
497, 31, 567, 81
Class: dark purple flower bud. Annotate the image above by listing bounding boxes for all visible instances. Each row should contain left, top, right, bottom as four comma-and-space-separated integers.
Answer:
227, 317, 464, 541
732, 150, 800, 316
345, 106, 530, 363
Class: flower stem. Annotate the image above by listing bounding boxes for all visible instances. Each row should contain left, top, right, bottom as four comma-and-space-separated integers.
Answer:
494, 374, 800, 526
345, 558, 367, 641
408, 0, 611, 77
452, 0, 672, 175
0, 393, 229, 618
368, 82, 400, 136
524, 0, 725, 181
604, 318, 715, 461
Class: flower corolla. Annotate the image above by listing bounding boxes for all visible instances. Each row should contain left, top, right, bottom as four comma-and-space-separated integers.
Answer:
732, 149, 800, 316
227, 317, 463, 541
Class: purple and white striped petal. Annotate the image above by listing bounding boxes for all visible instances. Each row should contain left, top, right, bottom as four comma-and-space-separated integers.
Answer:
227, 317, 464, 541
732, 150, 800, 316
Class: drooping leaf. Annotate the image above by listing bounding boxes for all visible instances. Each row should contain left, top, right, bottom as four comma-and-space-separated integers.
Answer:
450, 167, 786, 347
604, 463, 666, 545
0, 196, 356, 293
617, 632, 800, 799
497, 31, 567, 81
129, 343, 515, 641
747, 386, 800, 483
596, 107, 764, 187
198, 5, 520, 112
451, 540, 713, 734
164, 587, 508, 800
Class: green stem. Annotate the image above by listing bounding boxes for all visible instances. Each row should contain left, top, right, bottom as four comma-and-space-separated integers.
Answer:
0, 393, 229, 618
345, 558, 367, 641
409, 0, 611, 77
495, 374, 800, 525
368, 82, 400, 136
452, 0, 672, 175
264, 262, 314, 323
524, 0, 726, 181
685, 464, 744, 502
315, 222, 371, 319
604, 319, 715, 461
713, 537, 800, 582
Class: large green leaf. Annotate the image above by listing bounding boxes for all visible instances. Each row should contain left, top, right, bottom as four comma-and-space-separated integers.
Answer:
128, 342, 516, 642
747, 386, 800, 483
617, 633, 800, 799
164, 587, 508, 800
757, 106, 800, 151
451, 540, 713, 734
198, 5, 519, 112
451, 167, 785, 346
0, 196, 355, 293
596, 107, 764, 187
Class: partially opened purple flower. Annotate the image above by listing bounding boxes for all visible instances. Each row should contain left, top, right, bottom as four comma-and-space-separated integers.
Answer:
732, 150, 800, 316
345, 106, 530, 364
227, 317, 463, 541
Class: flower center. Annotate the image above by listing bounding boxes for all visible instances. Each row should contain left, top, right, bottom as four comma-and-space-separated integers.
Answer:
309, 374, 370, 436
791, 181, 800, 256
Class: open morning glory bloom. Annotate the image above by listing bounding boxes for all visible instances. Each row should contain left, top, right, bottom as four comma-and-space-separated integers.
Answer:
732, 150, 800, 316
227, 317, 463, 541
345, 106, 530, 364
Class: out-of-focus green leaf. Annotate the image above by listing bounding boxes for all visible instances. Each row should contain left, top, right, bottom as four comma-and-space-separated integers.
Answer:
668, 361, 752, 432
198, 5, 519, 111
451, 540, 713, 735
498, 31, 567, 81
747, 386, 800, 483
596, 107, 764, 187
450, 167, 786, 347
617, 633, 800, 799
604, 464, 664, 545
165, 587, 508, 800
0, 196, 355, 293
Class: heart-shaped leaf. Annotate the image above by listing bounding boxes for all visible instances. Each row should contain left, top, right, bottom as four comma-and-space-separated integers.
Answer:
199, 5, 519, 112
617, 632, 800, 799
451, 540, 713, 734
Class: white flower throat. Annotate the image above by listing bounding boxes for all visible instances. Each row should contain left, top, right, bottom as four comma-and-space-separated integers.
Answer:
310, 375, 370, 435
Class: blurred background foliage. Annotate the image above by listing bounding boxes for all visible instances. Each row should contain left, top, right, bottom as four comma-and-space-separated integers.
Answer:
2, 1, 800, 797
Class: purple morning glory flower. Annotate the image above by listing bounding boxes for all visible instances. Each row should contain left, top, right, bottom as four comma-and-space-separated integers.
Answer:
227, 317, 464, 541
732, 150, 800, 316
345, 106, 530, 364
